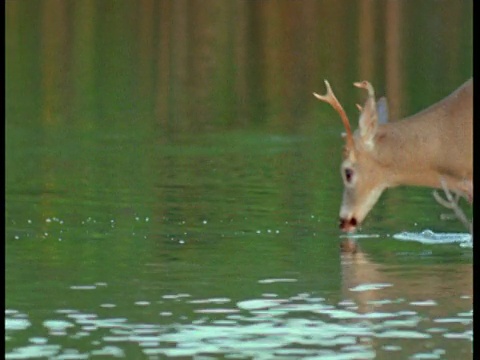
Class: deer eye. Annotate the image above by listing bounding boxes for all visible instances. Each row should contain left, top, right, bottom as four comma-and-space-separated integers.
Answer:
344, 168, 354, 183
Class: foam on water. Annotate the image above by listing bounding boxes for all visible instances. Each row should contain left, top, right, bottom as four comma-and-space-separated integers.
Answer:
393, 230, 472, 245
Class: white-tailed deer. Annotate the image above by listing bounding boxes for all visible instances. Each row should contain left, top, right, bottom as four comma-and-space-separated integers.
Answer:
314, 78, 473, 232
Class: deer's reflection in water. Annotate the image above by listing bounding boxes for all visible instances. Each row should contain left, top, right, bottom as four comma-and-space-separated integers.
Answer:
339, 238, 472, 316
337, 238, 472, 357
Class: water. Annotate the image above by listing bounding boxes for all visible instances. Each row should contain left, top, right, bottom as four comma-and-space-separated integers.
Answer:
5, 129, 473, 359
393, 230, 472, 246
6, 1, 472, 359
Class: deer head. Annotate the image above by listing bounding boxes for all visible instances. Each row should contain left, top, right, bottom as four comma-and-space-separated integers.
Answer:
314, 80, 389, 232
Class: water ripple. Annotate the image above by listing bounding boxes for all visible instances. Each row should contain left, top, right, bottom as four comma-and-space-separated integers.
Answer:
393, 230, 472, 245
5, 292, 472, 359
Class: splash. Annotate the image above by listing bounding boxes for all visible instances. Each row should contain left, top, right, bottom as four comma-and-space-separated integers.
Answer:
393, 230, 472, 246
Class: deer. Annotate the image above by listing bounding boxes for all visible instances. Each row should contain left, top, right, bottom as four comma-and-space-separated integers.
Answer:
313, 78, 473, 232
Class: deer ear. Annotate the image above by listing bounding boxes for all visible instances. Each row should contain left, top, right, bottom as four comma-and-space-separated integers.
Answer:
376, 97, 389, 124
358, 97, 378, 149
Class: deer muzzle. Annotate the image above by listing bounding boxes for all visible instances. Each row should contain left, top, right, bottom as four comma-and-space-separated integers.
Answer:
339, 217, 358, 232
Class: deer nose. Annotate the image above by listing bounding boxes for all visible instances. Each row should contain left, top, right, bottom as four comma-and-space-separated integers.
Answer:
339, 217, 357, 232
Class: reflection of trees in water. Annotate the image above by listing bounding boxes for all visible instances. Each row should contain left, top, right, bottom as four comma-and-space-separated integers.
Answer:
6, 0, 472, 131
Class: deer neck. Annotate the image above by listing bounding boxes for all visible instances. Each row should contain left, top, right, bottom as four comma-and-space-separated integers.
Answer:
370, 118, 446, 190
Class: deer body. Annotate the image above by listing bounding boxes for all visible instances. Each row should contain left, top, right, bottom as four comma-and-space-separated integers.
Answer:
314, 78, 472, 232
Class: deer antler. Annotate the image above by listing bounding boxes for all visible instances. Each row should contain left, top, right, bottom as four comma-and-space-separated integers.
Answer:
354, 80, 375, 98
313, 80, 354, 152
